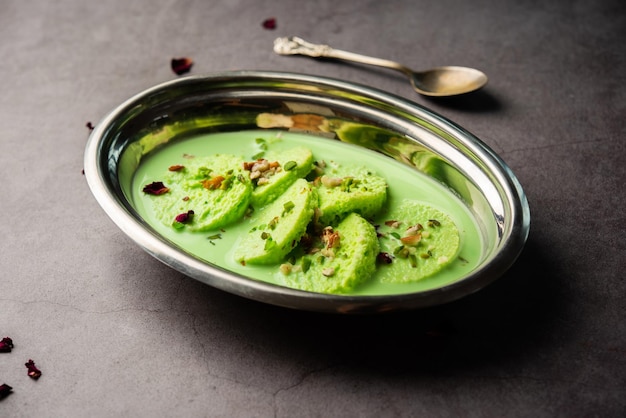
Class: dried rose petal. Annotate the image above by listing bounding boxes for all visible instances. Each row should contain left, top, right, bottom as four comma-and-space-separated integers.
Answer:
175, 210, 194, 224
0, 337, 13, 352
143, 181, 170, 195
171, 57, 193, 75
25, 359, 42, 380
0, 383, 12, 400
262, 17, 276, 30
377, 252, 393, 264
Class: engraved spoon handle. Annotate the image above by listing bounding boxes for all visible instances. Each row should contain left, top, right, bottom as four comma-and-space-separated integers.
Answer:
273, 36, 415, 78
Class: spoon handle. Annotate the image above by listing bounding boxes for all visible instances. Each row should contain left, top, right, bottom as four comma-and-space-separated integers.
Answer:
274, 36, 414, 77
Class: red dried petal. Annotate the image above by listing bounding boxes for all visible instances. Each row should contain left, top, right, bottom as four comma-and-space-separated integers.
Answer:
377, 252, 394, 264
262, 17, 276, 29
143, 181, 170, 195
171, 57, 193, 75
25, 359, 42, 380
175, 210, 194, 224
0, 337, 13, 353
0, 383, 12, 400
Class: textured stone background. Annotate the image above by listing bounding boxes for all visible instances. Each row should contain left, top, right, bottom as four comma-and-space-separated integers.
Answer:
1, 0, 624, 416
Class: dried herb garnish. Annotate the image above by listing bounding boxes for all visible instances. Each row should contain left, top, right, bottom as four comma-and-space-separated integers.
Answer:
171, 57, 193, 75
0, 337, 13, 352
0, 383, 12, 400
143, 181, 170, 195
262, 17, 276, 30
25, 359, 41, 380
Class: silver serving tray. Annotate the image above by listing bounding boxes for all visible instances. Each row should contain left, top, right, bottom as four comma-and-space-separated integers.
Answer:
84, 71, 530, 314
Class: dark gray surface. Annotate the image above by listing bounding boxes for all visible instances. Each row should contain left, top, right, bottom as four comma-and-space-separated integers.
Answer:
1, 0, 624, 416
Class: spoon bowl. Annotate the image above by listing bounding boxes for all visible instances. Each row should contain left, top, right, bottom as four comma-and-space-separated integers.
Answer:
274, 36, 488, 97
411, 66, 488, 97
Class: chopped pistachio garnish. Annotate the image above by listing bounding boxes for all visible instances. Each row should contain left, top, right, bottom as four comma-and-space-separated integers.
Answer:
268, 216, 279, 229
279, 263, 292, 275
428, 219, 441, 227
385, 220, 401, 228
322, 267, 335, 277
301, 257, 311, 273
264, 236, 276, 251
320, 175, 343, 188
282, 201, 295, 215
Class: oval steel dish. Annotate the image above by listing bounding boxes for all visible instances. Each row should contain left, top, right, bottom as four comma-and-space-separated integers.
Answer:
84, 71, 530, 314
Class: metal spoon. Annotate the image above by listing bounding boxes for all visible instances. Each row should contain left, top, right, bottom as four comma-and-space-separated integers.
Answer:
274, 36, 488, 97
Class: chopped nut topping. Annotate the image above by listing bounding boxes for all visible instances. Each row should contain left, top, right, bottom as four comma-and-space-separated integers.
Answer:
405, 224, 423, 235
201, 175, 225, 190
320, 248, 336, 258
268, 216, 279, 229
279, 263, 292, 275
320, 175, 343, 188
400, 233, 422, 246
428, 219, 441, 227
243, 158, 281, 186
322, 267, 335, 277
385, 220, 401, 228
321, 226, 340, 249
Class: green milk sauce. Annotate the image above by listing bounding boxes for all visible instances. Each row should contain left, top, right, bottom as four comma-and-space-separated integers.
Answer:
131, 130, 483, 295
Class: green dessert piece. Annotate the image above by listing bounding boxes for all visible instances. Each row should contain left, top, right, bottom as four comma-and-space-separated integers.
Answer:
147, 154, 252, 231
247, 146, 314, 207
280, 213, 379, 294
315, 162, 387, 225
235, 178, 317, 265
377, 199, 460, 282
